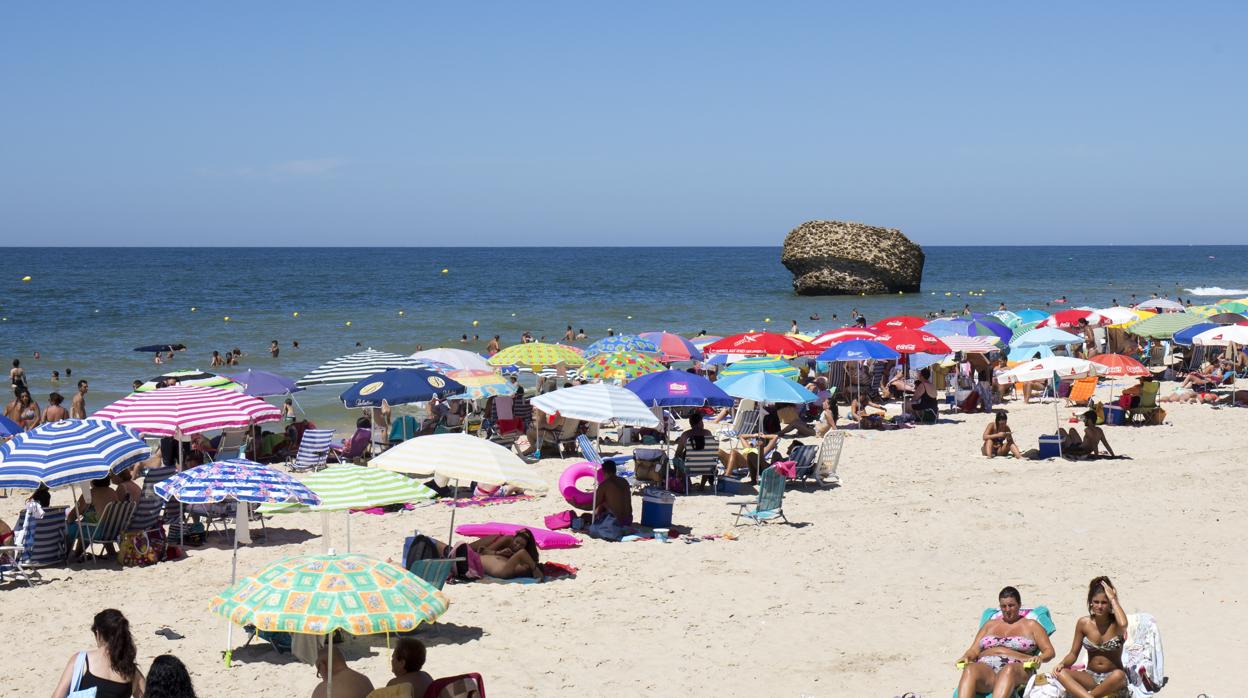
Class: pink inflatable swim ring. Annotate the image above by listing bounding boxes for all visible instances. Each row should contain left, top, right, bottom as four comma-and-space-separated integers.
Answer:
559, 461, 603, 510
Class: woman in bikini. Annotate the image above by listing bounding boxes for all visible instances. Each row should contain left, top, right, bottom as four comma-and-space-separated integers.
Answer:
1054, 577, 1129, 698
981, 410, 1022, 458
14, 389, 41, 431
956, 586, 1055, 698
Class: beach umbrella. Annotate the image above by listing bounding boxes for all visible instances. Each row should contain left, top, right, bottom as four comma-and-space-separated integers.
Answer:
444, 369, 515, 400
719, 356, 801, 380
1215, 301, 1248, 314
1010, 327, 1083, 349
529, 383, 660, 427
922, 318, 1011, 345
583, 334, 659, 358
339, 368, 465, 409
996, 357, 1106, 384
1135, 298, 1185, 312
868, 316, 927, 331
258, 464, 435, 551
136, 370, 242, 392
0, 419, 151, 489
221, 369, 304, 397
987, 311, 1021, 327
1208, 312, 1248, 325
703, 352, 752, 367
297, 349, 422, 388
1094, 307, 1145, 327
1037, 309, 1108, 329
0, 415, 22, 437
578, 351, 667, 383
487, 342, 585, 368
410, 348, 492, 372
1186, 305, 1219, 318
690, 336, 723, 350
1007, 344, 1055, 362
637, 332, 703, 362
1171, 322, 1219, 346
1089, 354, 1149, 377
210, 552, 449, 673
94, 385, 282, 437
810, 328, 878, 346
1127, 313, 1202, 339
715, 372, 818, 404
702, 332, 820, 357
1192, 325, 1248, 347
816, 339, 900, 362
937, 335, 998, 353
625, 369, 734, 408
133, 343, 186, 353
872, 328, 951, 355
1013, 309, 1051, 325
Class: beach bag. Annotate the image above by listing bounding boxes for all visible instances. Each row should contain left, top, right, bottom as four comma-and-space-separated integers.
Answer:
959, 392, 980, 412
68, 651, 97, 697
403, 534, 440, 572
118, 531, 158, 567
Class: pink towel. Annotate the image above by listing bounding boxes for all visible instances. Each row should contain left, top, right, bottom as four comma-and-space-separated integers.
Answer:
772, 460, 797, 479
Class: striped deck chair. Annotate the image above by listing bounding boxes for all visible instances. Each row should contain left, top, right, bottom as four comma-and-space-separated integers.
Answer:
407, 557, 459, 592
576, 434, 633, 466
141, 464, 179, 498
512, 396, 533, 429
423, 673, 485, 698
717, 407, 759, 439
0, 513, 40, 586
679, 446, 720, 495
288, 428, 334, 472
27, 505, 67, 566
731, 465, 788, 526
82, 500, 137, 563
813, 430, 844, 487
211, 430, 248, 461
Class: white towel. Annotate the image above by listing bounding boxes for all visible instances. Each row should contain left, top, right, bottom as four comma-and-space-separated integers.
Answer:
235, 502, 252, 545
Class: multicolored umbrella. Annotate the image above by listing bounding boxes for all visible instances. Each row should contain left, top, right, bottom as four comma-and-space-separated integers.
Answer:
1191, 325, 1248, 347
297, 349, 422, 388
921, 318, 1011, 345
487, 342, 585, 368
260, 464, 434, 514
1171, 322, 1219, 346
703, 332, 819, 357
445, 369, 515, 399
210, 553, 449, 662
0, 419, 151, 489
136, 370, 242, 392
988, 310, 1021, 327
584, 334, 659, 358
94, 385, 282, 437
578, 351, 666, 382
810, 328, 878, 346
155, 459, 320, 506
637, 332, 703, 362
719, 356, 800, 380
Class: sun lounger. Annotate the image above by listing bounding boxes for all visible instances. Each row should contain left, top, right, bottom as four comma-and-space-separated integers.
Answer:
954, 606, 1056, 698
730, 465, 787, 526
423, 673, 485, 698
287, 428, 334, 472
0, 513, 40, 586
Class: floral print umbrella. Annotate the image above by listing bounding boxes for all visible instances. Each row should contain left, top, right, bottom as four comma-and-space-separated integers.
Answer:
154, 458, 320, 505
578, 351, 666, 383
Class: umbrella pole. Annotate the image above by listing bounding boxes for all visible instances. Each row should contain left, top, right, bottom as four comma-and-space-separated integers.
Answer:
447, 479, 459, 544
224, 500, 243, 668
178, 436, 185, 549
346, 510, 352, 553
328, 637, 334, 698
1053, 377, 1062, 458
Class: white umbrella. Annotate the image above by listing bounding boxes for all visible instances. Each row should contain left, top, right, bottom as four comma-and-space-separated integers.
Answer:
1136, 298, 1185, 312
411, 348, 493, 372
1094, 306, 1144, 326
1191, 325, 1248, 347
996, 356, 1106, 384
530, 383, 659, 427
938, 335, 999, 353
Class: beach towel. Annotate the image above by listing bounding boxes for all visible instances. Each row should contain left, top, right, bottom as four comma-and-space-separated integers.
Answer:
1123, 612, 1167, 696
440, 493, 535, 508
455, 522, 580, 549
480, 561, 577, 584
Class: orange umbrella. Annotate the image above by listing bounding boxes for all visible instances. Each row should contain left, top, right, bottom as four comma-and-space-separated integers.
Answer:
1089, 353, 1149, 377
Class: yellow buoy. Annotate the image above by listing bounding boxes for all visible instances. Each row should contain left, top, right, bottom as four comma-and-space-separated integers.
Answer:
398, 310, 405, 316
21, 276, 31, 282
292, 311, 299, 317
441, 269, 449, 274
898, 291, 904, 295
190, 307, 197, 312
345, 321, 352, 327
626, 315, 633, 320
223, 316, 230, 321
472, 320, 479, 326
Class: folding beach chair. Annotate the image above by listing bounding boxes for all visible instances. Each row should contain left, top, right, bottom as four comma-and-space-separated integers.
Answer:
813, 430, 844, 487
679, 446, 720, 495
0, 514, 40, 586
730, 465, 788, 526
287, 428, 334, 472
211, 430, 248, 461
82, 500, 137, 563
423, 673, 485, 698
717, 407, 759, 439
789, 443, 819, 483
576, 434, 633, 466
954, 606, 1056, 698
1065, 376, 1098, 407
28, 505, 67, 565
1128, 381, 1162, 424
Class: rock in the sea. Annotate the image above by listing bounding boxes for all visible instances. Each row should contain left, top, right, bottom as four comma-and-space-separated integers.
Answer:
781, 220, 925, 296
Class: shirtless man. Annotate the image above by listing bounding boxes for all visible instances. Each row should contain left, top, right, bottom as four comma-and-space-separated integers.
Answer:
486, 335, 501, 355
310, 647, 374, 698
1061, 411, 1115, 457
70, 380, 88, 419
585, 460, 632, 540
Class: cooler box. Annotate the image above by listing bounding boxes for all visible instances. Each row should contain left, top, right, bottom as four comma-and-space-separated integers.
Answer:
1103, 405, 1125, 426
1038, 434, 1062, 459
640, 490, 675, 528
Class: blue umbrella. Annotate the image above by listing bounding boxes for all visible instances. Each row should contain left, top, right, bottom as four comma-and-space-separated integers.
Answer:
817, 339, 900, 362
584, 334, 659, 358
339, 368, 466, 409
909, 352, 950, 371
922, 318, 1012, 345
1172, 322, 1219, 346
1011, 327, 1082, 348
222, 369, 304, 397
625, 369, 734, 407
0, 415, 21, 437
714, 372, 818, 404
1014, 309, 1051, 325
0, 419, 151, 489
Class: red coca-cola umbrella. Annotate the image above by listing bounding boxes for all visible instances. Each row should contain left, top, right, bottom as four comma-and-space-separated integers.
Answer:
872, 328, 951, 355
810, 328, 879, 347
702, 332, 821, 357
868, 315, 927, 331
1088, 353, 1149, 377
1037, 309, 1107, 329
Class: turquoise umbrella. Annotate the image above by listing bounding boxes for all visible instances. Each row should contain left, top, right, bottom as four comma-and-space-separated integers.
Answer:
715, 372, 817, 404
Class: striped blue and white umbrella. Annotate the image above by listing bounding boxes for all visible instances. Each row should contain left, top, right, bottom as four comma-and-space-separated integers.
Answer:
584, 334, 659, 358
0, 419, 152, 489
296, 349, 423, 387
529, 382, 659, 427
154, 459, 320, 506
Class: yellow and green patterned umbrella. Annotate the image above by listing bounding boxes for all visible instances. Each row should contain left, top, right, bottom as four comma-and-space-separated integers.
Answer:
578, 351, 666, 383
211, 553, 449, 636
445, 369, 517, 399
488, 342, 585, 368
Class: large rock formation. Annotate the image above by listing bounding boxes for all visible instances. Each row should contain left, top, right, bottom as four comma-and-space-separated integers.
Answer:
781, 220, 924, 296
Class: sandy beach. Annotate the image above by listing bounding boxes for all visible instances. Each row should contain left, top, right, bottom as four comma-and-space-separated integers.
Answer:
2, 382, 1239, 697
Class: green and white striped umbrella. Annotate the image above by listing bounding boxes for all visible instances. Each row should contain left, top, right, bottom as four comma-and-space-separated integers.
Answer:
259, 464, 435, 514
136, 369, 243, 392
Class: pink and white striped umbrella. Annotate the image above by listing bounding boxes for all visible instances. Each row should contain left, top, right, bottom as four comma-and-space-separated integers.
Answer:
810, 328, 878, 347
94, 385, 282, 437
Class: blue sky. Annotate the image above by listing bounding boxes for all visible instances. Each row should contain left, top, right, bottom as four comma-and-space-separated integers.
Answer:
2, 3, 1245, 245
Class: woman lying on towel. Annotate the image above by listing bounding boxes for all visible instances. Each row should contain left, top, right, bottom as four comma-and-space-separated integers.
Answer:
1053, 577, 1129, 698
436, 529, 542, 581
956, 586, 1055, 698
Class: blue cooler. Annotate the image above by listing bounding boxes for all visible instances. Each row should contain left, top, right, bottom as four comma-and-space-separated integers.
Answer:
1038, 434, 1062, 459
640, 490, 675, 528
1104, 405, 1125, 426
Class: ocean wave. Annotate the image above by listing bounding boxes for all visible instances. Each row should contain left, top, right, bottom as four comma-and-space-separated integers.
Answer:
1185, 287, 1248, 296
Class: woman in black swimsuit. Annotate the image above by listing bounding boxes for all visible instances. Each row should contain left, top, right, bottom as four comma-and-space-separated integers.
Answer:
52, 609, 145, 697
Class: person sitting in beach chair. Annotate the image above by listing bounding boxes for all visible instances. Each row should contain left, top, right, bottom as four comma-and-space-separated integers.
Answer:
1059, 411, 1115, 458
982, 411, 1022, 458
849, 395, 892, 430
337, 417, 372, 462
908, 367, 940, 424
718, 413, 781, 484
955, 586, 1055, 698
